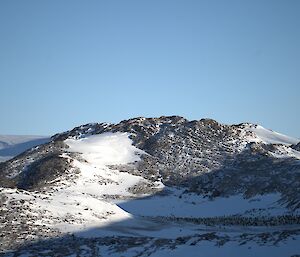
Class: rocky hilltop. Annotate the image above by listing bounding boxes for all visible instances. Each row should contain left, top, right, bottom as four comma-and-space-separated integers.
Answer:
0, 116, 299, 256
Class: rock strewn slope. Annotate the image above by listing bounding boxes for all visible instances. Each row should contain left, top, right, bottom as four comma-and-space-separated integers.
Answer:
0, 116, 299, 256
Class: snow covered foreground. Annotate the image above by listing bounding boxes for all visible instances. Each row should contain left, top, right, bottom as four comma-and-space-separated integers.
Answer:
2, 130, 299, 256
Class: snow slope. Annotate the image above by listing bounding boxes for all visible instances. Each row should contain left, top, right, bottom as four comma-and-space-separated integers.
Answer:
0, 133, 154, 246
60, 132, 297, 233
20, 132, 162, 234
116, 190, 293, 218
243, 124, 299, 145
1, 119, 299, 256
65, 132, 146, 166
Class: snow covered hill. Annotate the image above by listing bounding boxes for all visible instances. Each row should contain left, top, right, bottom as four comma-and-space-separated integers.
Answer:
0, 116, 299, 256
0, 135, 50, 162
241, 123, 299, 145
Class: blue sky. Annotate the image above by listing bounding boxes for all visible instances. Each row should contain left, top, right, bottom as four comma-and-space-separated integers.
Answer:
0, 0, 299, 137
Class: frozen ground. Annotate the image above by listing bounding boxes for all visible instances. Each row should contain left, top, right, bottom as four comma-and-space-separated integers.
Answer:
1, 130, 299, 256
116, 189, 295, 218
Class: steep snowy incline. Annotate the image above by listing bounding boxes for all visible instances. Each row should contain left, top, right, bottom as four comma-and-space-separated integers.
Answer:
242, 124, 299, 145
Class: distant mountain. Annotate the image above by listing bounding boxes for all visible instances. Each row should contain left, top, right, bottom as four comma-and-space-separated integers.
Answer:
0, 116, 299, 256
0, 135, 50, 162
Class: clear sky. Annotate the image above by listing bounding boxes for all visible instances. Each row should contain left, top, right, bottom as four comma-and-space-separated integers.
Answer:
0, 0, 299, 137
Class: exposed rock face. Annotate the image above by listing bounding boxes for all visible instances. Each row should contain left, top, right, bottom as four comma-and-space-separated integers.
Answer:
0, 116, 299, 256
16, 155, 73, 191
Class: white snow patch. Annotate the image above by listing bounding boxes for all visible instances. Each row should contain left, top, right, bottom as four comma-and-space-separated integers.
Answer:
65, 132, 146, 166
32, 190, 133, 233
24, 132, 154, 234
116, 189, 290, 218
0, 133, 153, 235
243, 124, 299, 145
64, 132, 152, 198
69, 159, 149, 197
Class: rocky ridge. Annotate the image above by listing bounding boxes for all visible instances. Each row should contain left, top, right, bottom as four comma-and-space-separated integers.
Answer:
0, 116, 299, 256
